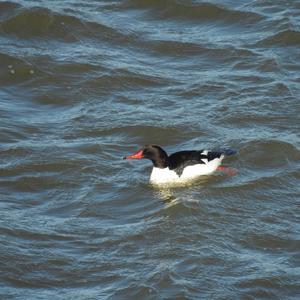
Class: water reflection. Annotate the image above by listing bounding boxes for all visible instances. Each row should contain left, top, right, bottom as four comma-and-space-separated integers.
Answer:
152, 176, 213, 208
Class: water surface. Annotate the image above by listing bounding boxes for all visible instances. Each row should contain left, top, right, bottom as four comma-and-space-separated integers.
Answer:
0, 0, 300, 299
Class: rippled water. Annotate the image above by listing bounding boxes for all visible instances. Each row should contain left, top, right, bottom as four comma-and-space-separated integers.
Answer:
1, 0, 300, 299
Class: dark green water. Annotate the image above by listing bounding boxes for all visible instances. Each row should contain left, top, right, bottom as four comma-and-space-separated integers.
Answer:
0, 1, 300, 299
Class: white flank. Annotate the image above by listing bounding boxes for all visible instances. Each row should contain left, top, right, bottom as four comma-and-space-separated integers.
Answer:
150, 155, 224, 185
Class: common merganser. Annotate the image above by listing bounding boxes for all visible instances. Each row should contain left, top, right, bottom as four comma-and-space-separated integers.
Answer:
123, 144, 236, 185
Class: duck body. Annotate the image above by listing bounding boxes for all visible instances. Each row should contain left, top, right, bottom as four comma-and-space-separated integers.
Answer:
150, 150, 223, 184
124, 145, 235, 185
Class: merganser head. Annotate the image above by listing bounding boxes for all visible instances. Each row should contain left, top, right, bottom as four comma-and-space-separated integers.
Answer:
123, 144, 169, 168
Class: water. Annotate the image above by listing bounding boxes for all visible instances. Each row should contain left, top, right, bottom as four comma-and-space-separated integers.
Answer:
0, 0, 300, 299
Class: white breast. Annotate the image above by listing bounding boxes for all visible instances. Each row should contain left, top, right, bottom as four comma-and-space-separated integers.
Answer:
150, 167, 178, 184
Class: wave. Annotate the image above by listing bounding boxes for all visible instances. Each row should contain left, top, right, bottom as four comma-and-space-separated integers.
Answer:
0, 52, 38, 86
240, 139, 300, 169
63, 124, 185, 143
0, 1, 21, 18
0, 225, 73, 242
256, 29, 300, 47
149, 40, 257, 60
83, 70, 174, 96
215, 139, 300, 192
122, 0, 263, 24
0, 5, 136, 44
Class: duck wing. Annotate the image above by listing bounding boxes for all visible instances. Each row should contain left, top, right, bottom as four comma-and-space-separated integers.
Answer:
168, 150, 223, 177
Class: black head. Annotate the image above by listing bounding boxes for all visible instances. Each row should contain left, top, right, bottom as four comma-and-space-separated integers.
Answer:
123, 144, 169, 168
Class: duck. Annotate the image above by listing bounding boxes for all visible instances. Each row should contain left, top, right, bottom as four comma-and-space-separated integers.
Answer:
123, 144, 236, 185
